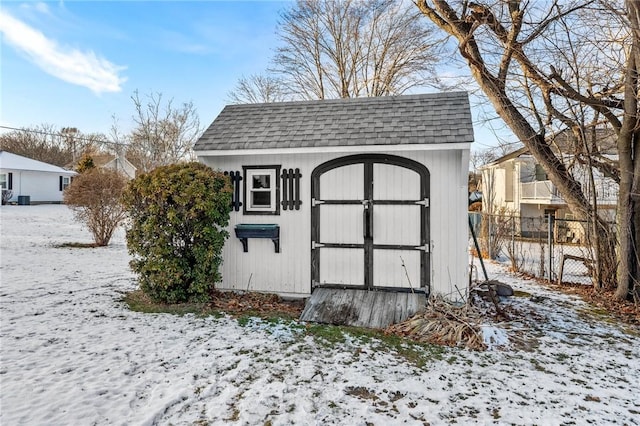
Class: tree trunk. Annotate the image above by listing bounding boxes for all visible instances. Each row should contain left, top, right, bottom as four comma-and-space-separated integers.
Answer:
615, 130, 640, 298
615, 3, 640, 299
416, 0, 623, 294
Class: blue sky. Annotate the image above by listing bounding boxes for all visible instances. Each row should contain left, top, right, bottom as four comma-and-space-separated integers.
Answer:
0, 0, 514, 149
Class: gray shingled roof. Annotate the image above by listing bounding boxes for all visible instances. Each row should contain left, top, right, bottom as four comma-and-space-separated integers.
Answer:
195, 92, 473, 151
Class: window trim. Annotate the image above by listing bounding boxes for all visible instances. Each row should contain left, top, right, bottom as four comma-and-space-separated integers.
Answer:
243, 165, 281, 215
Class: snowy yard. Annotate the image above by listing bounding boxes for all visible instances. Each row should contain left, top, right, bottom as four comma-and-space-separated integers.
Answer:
1, 205, 639, 425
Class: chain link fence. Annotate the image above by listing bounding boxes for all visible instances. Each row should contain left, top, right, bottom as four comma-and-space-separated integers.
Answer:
468, 212, 600, 285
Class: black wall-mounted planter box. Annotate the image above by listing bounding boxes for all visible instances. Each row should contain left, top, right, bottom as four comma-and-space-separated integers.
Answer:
234, 224, 280, 253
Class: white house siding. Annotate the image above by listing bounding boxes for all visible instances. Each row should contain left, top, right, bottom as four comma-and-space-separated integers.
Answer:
199, 147, 469, 300
103, 158, 137, 180
1, 169, 71, 203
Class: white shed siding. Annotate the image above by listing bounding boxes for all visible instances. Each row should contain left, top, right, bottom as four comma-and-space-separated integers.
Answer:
200, 147, 468, 299
103, 158, 137, 180
201, 153, 313, 296
419, 148, 469, 299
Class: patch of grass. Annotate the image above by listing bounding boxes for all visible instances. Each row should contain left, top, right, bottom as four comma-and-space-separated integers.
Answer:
124, 289, 446, 367
301, 323, 444, 367
123, 290, 220, 316
304, 323, 350, 345
491, 407, 501, 419
577, 306, 611, 319
529, 358, 549, 373
225, 407, 240, 422
54, 242, 99, 248
345, 386, 379, 401
372, 333, 445, 368
236, 316, 252, 327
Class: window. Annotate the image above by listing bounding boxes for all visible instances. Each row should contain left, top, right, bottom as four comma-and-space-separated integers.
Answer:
534, 164, 548, 181
0, 174, 6, 190
243, 166, 280, 215
60, 176, 70, 191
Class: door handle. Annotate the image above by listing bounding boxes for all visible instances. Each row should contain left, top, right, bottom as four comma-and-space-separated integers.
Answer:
363, 201, 372, 239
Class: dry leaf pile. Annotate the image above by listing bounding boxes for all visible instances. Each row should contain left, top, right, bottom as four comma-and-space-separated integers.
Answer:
386, 295, 488, 350
208, 290, 305, 318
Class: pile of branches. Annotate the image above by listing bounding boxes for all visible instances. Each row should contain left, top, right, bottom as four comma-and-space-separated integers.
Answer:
386, 295, 487, 350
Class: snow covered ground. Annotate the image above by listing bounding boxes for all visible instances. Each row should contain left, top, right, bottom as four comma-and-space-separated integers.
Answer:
1, 205, 639, 425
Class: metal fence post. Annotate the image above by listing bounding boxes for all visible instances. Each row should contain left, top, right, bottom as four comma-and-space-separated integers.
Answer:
547, 213, 554, 281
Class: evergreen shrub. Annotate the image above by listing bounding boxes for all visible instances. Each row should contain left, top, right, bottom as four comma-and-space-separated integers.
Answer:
123, 162, 232, 303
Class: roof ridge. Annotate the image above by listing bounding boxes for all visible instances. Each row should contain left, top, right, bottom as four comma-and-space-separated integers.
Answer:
225, 91, 469, 109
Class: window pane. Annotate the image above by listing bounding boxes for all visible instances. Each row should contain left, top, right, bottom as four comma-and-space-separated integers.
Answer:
252, 174, 270, 189
252, 191, 271, 207
0, 175, 5, 189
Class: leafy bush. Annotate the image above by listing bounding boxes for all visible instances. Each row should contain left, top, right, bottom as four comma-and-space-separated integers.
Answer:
122, 162, 232, 303
64, 168, 128, 246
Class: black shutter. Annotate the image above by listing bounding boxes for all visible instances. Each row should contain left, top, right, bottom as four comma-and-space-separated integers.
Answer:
223, 171, 243, 212
59, 176, 63, 191
281, 169, 289, 210
281, 168, 302, 210
293, 168, 301, 210
8, 172, 12, 190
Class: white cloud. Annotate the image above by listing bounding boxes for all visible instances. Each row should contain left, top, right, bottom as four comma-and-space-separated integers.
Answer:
0, 9, 126, 94
33, 2, 51, 14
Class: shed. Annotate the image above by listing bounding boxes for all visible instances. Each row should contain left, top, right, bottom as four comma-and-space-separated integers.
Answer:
0, 151, 77, 204
195, 92, 473, 325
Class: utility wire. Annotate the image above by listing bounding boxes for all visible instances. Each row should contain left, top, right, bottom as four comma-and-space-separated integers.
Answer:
0, 125, 128, 148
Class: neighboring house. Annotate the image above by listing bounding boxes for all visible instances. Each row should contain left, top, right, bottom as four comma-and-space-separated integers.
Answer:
0, 151, 77, 204
70, 153, 137, 179
480, 142, 618, 240
195, 92, 474, 304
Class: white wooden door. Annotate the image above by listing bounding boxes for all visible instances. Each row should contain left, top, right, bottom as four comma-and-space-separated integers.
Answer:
311, 155, 429, 292
317, 163, 365, 286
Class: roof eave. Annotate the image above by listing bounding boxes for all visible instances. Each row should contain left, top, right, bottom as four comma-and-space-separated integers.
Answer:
195, 142, 472, 157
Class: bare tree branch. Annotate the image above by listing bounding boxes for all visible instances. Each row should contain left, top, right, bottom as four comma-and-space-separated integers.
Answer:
271, 0, 442, 100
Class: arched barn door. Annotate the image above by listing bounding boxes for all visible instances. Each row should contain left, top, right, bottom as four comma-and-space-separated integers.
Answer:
311, 154, 430, 293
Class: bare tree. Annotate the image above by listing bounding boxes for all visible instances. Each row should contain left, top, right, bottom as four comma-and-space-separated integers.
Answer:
470, 147, 501, 172
128, 90, 201, 172
415, 0, 639, 299
227, 74, 290, 104
270, 0, 442, 100
0, 124, 104, 166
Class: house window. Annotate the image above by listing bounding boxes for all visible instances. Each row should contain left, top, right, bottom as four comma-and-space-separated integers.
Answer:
0, 174, 6, 190
60, 176, 71, 191
243, 166, 280, 215
534, 164, 548, 181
